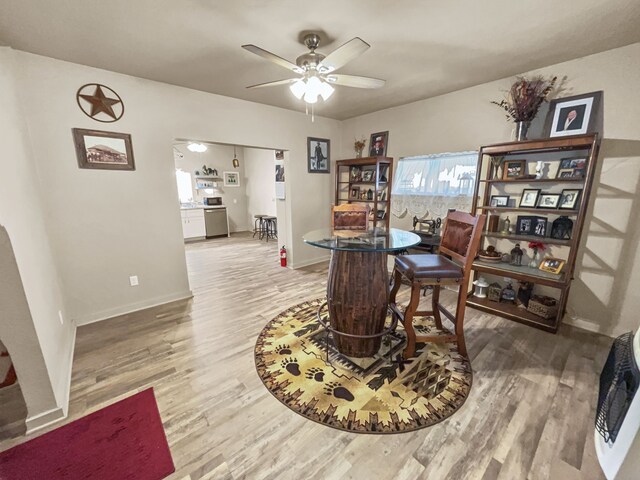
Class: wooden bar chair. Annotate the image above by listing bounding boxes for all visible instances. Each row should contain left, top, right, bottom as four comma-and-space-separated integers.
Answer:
389, 211, 486, 359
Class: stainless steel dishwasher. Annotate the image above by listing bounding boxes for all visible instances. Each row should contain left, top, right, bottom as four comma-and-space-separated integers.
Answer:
204, 208, 228, 238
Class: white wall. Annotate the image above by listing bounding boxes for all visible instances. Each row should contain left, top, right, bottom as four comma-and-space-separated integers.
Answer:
244, 147, 277, 229
8, 49, 339, 327
175, 143, 249, 232
0, 48, 73, 427
339, 42, 640, 338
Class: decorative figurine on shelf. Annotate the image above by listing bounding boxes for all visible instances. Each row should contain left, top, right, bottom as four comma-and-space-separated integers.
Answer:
500, 282, 517, 304
367, 189, 374, 200
516, 281, 534, 308
501, 216, 511, 234
488, 282, 502, 302
551, 216, 573, 240
473, 277, 490, 298
535, 160, 543, 179
510, 243, 524, 266
201, 165, 216, 176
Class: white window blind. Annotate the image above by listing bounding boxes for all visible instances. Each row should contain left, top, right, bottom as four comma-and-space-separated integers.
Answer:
390, 151, 478, 218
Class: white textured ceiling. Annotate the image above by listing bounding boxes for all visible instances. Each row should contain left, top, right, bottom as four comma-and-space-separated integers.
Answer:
1, 0, 639, 120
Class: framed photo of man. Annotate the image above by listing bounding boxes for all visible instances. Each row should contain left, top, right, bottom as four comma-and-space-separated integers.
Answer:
544, 91, 602, 138
369, 131, 389, 157
307, 137, 330, 173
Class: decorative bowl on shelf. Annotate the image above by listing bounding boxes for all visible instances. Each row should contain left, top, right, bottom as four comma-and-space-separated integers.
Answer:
477, 245, 502, 263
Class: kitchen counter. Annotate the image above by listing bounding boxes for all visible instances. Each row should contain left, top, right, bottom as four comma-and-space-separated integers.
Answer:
180, 204, 226, 210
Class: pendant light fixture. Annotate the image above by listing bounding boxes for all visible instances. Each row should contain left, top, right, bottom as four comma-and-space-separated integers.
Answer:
232, 146, 239, 168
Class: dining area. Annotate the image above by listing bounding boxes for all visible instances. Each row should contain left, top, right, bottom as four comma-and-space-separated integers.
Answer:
253, 202, 485, 434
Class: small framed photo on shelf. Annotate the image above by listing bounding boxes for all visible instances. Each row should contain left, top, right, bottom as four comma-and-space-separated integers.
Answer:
362, 170, 374, 182
350, 166, 362, 182
544, 91, 602, 138
533, 217, 548, 237
519, 189, 541, 208
515, 215, 535, 235
537, 193, 561, 209
349, 186, 360, 200
490, 195, 509, 207
559, 189, 581, 210
555, 158, 586, 179
539, 257, 566, 275
502, 160, 526, 180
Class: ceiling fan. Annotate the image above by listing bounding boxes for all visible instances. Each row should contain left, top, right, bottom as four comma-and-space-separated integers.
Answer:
242, 33, 385, 105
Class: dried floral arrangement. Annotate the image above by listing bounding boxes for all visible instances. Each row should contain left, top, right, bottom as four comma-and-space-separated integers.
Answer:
354, 137, 366, 153
528, 241, 546, 253
492, 76, 557, 122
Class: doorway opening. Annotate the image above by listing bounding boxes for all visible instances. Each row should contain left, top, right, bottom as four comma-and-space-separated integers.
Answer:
171, 139, 290, 286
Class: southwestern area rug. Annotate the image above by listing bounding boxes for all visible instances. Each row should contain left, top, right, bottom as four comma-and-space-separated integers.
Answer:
255, 298, 472, 434
0, 388, 174, 480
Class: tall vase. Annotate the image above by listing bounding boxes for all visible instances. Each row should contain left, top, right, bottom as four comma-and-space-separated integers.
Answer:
355, 148, 363, 158
515, 121, 530, 141
528, 249, 540, 268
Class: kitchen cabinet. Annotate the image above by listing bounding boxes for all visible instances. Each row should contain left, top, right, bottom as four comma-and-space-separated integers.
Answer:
181, 209, 206, 239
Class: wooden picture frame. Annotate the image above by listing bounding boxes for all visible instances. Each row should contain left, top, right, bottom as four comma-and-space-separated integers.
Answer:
544, 91, 602, 138
307, 137, 330, 173
349, 186, 360, 200
369, 131, 388, 157
72, 128, 134, 170
539, 257, 566, 274
502, 160, 526, 180
519, 189, 541, 208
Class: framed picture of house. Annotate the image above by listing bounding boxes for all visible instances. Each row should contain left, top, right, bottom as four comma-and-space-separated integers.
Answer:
307, 137, 330, 173
72, 128, 135, 170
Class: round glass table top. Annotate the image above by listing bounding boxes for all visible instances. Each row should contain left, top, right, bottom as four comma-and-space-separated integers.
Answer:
303, 228, 421, 252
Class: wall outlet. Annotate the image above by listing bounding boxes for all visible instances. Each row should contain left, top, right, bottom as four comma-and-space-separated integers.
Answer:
129, 275, 139, 286
58, 310, 64, 325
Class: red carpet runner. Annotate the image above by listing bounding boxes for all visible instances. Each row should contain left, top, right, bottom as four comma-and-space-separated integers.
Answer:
0, 388, 174, 480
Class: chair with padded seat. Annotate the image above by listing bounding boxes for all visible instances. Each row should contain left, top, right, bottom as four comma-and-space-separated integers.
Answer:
388, 211, 486, 359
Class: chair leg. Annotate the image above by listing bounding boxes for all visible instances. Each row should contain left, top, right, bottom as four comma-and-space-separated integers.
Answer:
453, 282, 468, 358
402, 282, 422, 359
388, 268, 402, 306
432, 285, 444, 330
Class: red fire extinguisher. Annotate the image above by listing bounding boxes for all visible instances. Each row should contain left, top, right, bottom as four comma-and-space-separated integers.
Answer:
280, 246, 287, 267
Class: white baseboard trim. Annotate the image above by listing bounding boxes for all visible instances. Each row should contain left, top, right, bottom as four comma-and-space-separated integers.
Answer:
75, 290, 193, 326
25, 406, 65, 434
60, 324, 76, 417
290, 255, 330, 269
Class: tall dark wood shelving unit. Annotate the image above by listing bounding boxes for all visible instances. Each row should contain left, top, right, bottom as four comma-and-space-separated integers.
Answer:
467, 134, 600, 332
334, 156, 393, 230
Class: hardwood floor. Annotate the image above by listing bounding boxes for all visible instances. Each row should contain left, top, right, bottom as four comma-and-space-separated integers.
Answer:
0, 232, 611, 480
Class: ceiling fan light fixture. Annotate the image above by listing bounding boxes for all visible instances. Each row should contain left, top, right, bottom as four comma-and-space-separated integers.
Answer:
289, 79, 306, 99
319, 81, 334, 101
187, 142, 207, 153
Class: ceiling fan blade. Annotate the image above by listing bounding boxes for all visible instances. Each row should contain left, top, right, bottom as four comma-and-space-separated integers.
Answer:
318, 37, 370, 73
246, 78, 299, 89
242, 44, 303, 73
325, 74, 385, 89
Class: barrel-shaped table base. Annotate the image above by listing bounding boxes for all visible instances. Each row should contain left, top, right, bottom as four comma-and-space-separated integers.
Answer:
326, 250, 389, 357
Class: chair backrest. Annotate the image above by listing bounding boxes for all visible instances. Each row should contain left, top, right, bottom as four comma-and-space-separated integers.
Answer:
439, 211, 486, 270
331, 204, 370, 231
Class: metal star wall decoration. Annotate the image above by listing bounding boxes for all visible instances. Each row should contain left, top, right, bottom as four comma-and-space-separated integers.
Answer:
76, 84, 124, 122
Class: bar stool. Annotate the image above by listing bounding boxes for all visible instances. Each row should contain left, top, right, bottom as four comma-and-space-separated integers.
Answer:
263, 216, 277, 241
388, 211, 486, 359
253, 214, 267, 238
